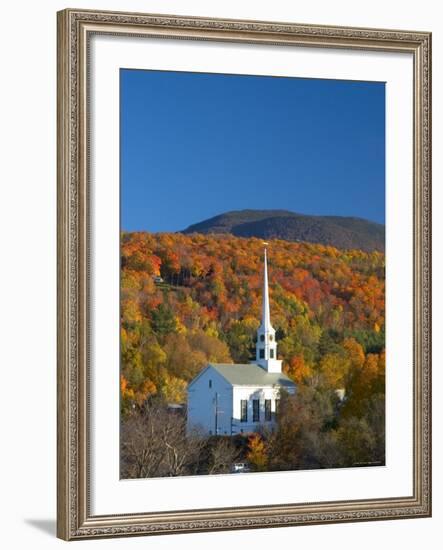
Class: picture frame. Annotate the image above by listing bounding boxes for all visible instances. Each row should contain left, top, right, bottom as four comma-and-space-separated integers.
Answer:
57, 8, 432, 540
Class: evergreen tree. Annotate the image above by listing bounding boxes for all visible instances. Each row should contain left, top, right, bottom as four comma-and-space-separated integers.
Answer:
151, 302, 177, 336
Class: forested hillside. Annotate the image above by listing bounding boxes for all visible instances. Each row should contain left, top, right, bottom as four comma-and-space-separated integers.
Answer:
121, 231, 385, 412
121, 231, 385, 476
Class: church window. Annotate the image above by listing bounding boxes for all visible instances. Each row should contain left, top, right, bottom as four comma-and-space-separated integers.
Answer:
209, 379, 212, 388
253, 399, 260, 422
265, 399, 272, 421
260, 334, 265, 342
259, 348, 265, 359
240, 400, 248, 422
270, 349, 274, 358
269, 334, 274, 341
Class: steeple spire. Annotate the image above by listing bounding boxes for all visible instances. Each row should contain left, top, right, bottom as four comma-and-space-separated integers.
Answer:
262, 247, 271, 331
254, 246, 282, 373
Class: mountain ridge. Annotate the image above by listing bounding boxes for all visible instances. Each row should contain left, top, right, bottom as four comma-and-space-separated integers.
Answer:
181, 209, 385, 252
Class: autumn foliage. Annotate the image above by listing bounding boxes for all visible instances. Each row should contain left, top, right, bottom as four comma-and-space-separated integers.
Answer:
120, 231, 386, 475
121, 231, 384, 411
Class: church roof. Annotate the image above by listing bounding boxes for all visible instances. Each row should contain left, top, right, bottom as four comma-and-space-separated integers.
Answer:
208, 363, 295, 388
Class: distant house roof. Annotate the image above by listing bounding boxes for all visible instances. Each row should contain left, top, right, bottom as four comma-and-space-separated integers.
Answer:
208, 363, 295, 388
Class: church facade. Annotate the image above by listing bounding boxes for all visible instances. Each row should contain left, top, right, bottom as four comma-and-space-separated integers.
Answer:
186, 248, 296, 436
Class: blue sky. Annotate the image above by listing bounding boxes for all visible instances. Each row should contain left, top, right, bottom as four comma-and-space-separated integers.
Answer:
121, 69, 385, 232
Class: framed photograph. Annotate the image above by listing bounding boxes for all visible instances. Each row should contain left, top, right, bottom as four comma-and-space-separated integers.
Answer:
57, 8, 431, 540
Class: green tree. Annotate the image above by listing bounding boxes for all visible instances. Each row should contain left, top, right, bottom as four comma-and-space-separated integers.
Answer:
151, 302, 177, 336
225, 318, 258, 362
318, 329, 343, 356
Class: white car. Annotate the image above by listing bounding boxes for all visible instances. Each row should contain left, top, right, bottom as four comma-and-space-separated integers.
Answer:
231, 462, 251, 474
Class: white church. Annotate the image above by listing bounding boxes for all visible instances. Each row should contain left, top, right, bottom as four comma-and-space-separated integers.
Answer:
187, 248, 296, 436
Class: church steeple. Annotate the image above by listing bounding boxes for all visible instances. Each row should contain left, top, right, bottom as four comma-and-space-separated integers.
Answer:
255, 246, 282, 373
262, 247, 271, 332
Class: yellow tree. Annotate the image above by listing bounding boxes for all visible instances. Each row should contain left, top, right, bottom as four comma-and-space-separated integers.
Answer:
319, 353, 350, 388
343, 337, 365, 369
246, 434, 268, 472
134, 379, 157, 407
159, 371, 187, 404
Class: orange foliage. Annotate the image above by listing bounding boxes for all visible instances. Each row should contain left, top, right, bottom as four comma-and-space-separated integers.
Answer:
120, 232, 385, 411
284, 355, 312, 384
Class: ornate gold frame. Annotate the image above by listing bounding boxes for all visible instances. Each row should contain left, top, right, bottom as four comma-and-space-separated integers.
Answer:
57, 8, 432, 540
